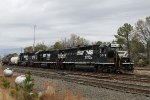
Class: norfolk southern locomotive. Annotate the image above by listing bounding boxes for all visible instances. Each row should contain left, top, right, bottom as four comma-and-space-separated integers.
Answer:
3, 43, 134, 73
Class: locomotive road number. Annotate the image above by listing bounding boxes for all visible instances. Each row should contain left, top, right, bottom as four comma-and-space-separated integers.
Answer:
100, 54, 106, 57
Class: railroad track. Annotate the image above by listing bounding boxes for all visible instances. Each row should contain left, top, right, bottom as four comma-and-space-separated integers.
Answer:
135, 67, 150, 71
3, 65, 150, 96
5, 65, 150, 83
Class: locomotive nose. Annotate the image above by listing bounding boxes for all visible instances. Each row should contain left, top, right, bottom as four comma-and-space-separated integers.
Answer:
117, 51, 128, 57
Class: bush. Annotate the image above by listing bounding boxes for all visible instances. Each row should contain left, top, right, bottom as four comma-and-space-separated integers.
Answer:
23, 71, 34, 93
1, 78, 10, 88
9, 88, 17, 97
9, 70, 38, 100
137, 59, 145, 67
21, 71, 36, 100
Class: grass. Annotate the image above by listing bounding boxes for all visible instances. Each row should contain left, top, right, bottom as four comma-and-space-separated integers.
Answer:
39, 81, 83, 100
0, 64, 83, 100
0, 65, 14, 100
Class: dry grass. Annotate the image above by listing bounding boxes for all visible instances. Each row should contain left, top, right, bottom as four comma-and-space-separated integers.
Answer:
134, 65, 150, 76
0, 64, 83, 100
134, 70, 150, 76
0, 65, 14, 100
39, 81, 84, 100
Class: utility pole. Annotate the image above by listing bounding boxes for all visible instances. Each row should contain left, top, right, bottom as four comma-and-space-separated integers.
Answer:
33, 25, 36, 52
148, 32, 150, 64
21, 47, 22, 53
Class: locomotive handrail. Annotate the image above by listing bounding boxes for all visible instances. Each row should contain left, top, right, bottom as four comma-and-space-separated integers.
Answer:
115, 51, 121, 68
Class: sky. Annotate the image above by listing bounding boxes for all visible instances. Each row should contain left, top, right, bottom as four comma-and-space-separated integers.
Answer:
0, 0, 150, 56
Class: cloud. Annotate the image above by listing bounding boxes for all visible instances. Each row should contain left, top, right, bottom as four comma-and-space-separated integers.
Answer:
0, 0, 150, 52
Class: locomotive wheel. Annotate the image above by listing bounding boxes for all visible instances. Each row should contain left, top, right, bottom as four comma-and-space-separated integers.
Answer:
116, 70, 122, 74
38, 63, 41, 68
94, 65, 98, 72
63, 64, 66, 70
65, 64, 69, 70
97, 66, 103, 72
107, 66, 114, 73
107, 69, 111, 73
67, 64, 71, 71
101, 66, 112, 73
101, 68, 107, 73
70, 64, 75, 71
34, 63, 37, 67
35, 63, 40, 68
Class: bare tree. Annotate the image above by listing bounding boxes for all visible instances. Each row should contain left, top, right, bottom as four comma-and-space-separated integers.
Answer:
135, 17, 150, 64
60, 34, 89, 48
34, 42, 48, 52
24, 46, 33, 53
68, 34, 89, 47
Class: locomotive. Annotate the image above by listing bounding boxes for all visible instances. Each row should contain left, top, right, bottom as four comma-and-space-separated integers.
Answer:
3, 43, 134, 73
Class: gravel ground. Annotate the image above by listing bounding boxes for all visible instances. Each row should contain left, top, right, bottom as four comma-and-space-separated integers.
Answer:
134, 70, 150, 76
30, 75, 150, 100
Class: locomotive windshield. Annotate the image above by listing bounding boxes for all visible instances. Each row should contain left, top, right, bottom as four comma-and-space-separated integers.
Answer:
111, 47, 122, 51
110, 43, 129, 58
110, 43, 123, 51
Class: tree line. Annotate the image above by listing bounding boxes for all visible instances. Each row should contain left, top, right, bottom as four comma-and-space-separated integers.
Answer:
115, 16, 150, 66
24, 34, 90, 52
24, 16, 150, 66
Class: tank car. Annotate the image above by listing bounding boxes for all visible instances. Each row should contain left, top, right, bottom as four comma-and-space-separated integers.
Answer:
2, 54, 13, 65
10, 56, 19, 65
2, 56, 10, 65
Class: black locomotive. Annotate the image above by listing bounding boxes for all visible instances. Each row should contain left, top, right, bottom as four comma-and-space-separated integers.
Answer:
16, 43, 133, 73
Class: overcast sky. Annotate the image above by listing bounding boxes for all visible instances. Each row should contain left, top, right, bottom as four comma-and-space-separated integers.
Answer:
0, 0, 150, 51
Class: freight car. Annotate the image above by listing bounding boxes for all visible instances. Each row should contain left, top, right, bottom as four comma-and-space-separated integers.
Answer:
10, 56, 19, 65
2, 55, 11, 65
2, 54, 18, 65
17, 43, 133, 73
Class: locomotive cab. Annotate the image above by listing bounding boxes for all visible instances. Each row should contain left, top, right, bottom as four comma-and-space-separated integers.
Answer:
97, 43, 133, 73
110, 43, 133, 73
18, 53, 35, 67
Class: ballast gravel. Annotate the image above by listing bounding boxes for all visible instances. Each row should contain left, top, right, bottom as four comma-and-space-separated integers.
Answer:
32, 75, 150, 100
